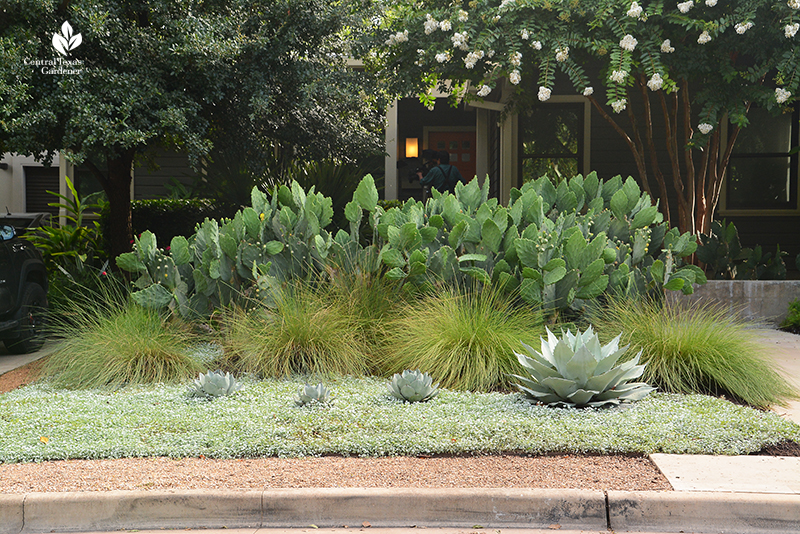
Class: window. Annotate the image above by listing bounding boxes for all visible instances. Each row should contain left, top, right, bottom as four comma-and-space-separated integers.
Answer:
725, 107, 798, 212
519, 103, 584, 185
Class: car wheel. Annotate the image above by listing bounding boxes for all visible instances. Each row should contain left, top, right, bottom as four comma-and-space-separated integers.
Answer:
5, 282, 48, 355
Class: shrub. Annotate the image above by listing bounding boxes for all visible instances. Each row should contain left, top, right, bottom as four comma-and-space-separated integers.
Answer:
100, 198, 239, 248
222, 282, 371, 378
780, 299, 800, 335
44, 300, 202, 389
589, 297, 798, 409
379, 285, 545, 392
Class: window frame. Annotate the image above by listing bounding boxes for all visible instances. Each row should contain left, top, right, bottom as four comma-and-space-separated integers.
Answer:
517, 97, 589, 188
719, 107, 800, 216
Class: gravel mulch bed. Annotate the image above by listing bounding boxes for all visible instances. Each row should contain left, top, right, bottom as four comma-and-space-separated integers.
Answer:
0, 454, 671, 493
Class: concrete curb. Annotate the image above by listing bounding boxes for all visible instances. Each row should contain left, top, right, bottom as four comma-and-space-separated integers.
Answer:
2, 488, 607, 533
1, 488, 799, 534
608, 490, 800, 533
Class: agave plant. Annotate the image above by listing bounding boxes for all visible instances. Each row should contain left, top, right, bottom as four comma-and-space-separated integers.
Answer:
388, 369, 439, 402
511, 326, 655, 408
295, 383, 331, 406
188, 370, 243, 399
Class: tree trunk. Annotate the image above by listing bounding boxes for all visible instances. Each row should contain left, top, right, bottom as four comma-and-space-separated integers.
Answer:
86, 148, 135, 262
106, 150, 135, 261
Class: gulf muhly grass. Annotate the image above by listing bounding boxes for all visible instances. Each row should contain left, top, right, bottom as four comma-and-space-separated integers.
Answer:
44, 295, 203, 389
222, 281, 371, 378
589, 296, 799, 409
379, 284, 545, 392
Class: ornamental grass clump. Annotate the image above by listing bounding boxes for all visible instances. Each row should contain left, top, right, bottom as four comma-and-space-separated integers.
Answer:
511, 326, 655, 408
590, 297, 798, 409
44, 301, 202, 389
380, 285, 544, 392
222, 282, 370, 378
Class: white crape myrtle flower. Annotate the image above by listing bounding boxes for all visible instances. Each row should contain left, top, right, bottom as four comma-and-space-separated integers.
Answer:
385, 30, 409, 46
786, 23, 800, 38
627, 1, 643, 18
500, 0, 515, 9
532, 40, 543, 50
620, 34, 638, 51
776, 88, 792, 103
477, 85, 492, 97
706, 0, 717, 6
610, 70, 628, 84
661, 39, 675, 53
424, 14, 439, 35
510, 70, 521, 85
555, 46, 569, 62
440, 20, 452, 32
435, 52, 451, 63
677, 1, 692, 13
583, 87, 594, 96
458, 9, 469, 22
510, 51, 522, 67
611, 99, 627, 113
521, 29, 530, 40
735, 22, 753, 35
647, 73, 663, 91
487, 49, 495, 58
464, 50, 485, 69
698, 31, 711, 44
698, 123, 713, 134
452, 32, 469, 51
538, 86, 551, 102
790, 0, 800, 9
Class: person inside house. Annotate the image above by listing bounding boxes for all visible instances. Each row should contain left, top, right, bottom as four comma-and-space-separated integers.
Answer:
416, 150, 465, 197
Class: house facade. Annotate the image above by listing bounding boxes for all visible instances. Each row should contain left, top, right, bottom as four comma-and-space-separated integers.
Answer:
0, 151, 195, 219
383, 79, 800, 273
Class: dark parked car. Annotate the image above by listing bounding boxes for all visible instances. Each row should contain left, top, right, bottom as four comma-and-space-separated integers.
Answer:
0, 222, 48, 354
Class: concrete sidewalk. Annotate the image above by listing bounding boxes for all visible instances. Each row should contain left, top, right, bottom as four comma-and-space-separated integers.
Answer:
1, 329, 800, 534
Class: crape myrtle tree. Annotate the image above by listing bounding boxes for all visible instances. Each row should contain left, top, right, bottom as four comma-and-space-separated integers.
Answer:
0, 0, 385, 260
373, 0, 800, 236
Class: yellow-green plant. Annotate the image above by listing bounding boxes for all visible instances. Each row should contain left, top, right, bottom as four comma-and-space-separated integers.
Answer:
44, 301, 201, 389
590, 297, 798, 409
222, 282, 370, 378
380, 285, 544, 392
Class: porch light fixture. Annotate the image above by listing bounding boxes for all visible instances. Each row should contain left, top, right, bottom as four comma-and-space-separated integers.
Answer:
405, 138, 419, 158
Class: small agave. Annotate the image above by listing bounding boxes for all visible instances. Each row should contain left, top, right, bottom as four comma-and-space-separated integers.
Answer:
188, 370, 243, 399
511, 326, 655, 408
295, 383, 331, 406
388, 369, 439, 402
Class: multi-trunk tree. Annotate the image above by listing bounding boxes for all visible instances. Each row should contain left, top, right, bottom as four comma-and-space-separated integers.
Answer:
0, 0, 384, 260
374, 0, 800, 236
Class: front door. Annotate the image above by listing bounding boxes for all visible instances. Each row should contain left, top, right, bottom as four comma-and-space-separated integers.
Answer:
427, 130, 476, 182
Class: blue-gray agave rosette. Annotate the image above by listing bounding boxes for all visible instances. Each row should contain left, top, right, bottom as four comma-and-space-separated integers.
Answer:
511, 326, 654, 408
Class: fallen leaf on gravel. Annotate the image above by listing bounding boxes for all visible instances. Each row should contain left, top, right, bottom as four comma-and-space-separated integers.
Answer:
362, 521, 371, 528
548, 525, 561, 530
